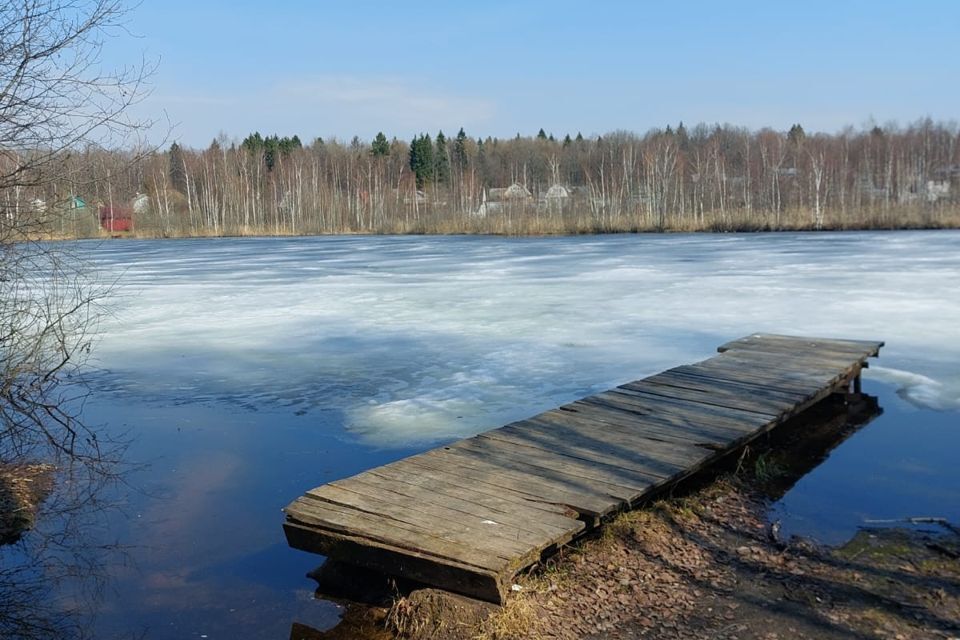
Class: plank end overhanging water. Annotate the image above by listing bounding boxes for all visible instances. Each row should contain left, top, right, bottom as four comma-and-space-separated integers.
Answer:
283, 333, 883, 603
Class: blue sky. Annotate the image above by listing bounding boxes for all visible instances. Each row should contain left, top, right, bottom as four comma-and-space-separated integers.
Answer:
111, 1, 960, 147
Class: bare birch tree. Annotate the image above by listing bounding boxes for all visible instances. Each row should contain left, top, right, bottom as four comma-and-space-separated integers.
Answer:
1, 0, 153, 469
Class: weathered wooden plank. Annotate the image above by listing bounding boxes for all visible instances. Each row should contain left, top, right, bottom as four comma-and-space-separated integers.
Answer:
314, 479, 554, 549
407, 448, 620, 517
699, 350, 853, 375
283, 521, 507, 603
565, 401, 742, 451
665, 364, 824, 395
707, 349, 868, 375
719, 332, 882, 350
361, 462, 582, 535
718, 341, 876, 363
623, 379, 800, 416
572, 401, 760, 462
342, 465, 581, 537
644, 370, 811, 404
306, 483, 539, 559
481, 422, 699, 481
286, 496, 506, 572
641, 370, 816, 398
693, 359, 860, 398
681, 362, 856, 421
450, 435, 659, 497
583, 392, 772, 434
718, 333, 883, 358
678, 361, 836, 392
291, 495, 514, 567
508, 415, 713, 467
543, 403, 742, 445
606, 386, 781, 422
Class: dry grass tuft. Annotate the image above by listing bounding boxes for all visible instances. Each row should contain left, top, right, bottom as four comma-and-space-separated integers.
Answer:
386, 596, 427, 638
387, 589, 498, 639
475, 590, 538, 640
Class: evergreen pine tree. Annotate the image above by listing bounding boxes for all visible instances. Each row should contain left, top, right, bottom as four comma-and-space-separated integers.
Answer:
409, 134, 434, 188
537, 128, 548, 140
277, 136, 300, 155
476, 138, 487, 182
563, 134, 572, 147
788, 123, 806, 145
575, 132, 584, 142
421, 134, 434, 185
676, 121, 689, 149
408, 136, 420, 184
434, 130, 450, 185
263, 135, 279, 170
454, 127, 468, 168
241, 131, 264, 154
371, 131, 390, 157
169, 142, 187, 194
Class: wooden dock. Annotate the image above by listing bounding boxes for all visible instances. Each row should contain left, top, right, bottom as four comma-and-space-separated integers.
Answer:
283, 334, 883, 603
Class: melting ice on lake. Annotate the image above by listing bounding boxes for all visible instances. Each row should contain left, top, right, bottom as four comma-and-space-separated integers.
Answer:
83, 231, 960, 444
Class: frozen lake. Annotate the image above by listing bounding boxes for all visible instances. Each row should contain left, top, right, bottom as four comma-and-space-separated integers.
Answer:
13, 231, 960, 637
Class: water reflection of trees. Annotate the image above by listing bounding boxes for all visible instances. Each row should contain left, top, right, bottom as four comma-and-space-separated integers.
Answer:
0, 458, 133, 639
752, 393, 882, 501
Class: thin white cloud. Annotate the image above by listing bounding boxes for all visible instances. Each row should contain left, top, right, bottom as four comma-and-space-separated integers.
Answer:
275, 75, 497, 131
146, 75, 497, 145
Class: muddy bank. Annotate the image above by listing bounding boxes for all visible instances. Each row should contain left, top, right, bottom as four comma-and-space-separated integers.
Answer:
491, 477, 959, 639
357, 476, 958, 640
0, 463, 54, 545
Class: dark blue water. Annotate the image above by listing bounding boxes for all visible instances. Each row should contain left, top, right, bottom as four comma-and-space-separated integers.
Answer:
79, 398, 408, 637
771, 379, 960, 544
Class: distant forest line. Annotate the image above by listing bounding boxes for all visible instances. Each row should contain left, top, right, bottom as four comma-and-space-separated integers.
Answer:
13, 119, 960, 237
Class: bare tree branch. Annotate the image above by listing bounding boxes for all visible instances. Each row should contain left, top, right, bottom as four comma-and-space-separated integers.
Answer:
1, 0, 151, 476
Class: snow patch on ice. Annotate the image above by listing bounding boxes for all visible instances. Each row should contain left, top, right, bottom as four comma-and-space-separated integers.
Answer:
867, 367, 960, 412
347, 397, 485, 446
